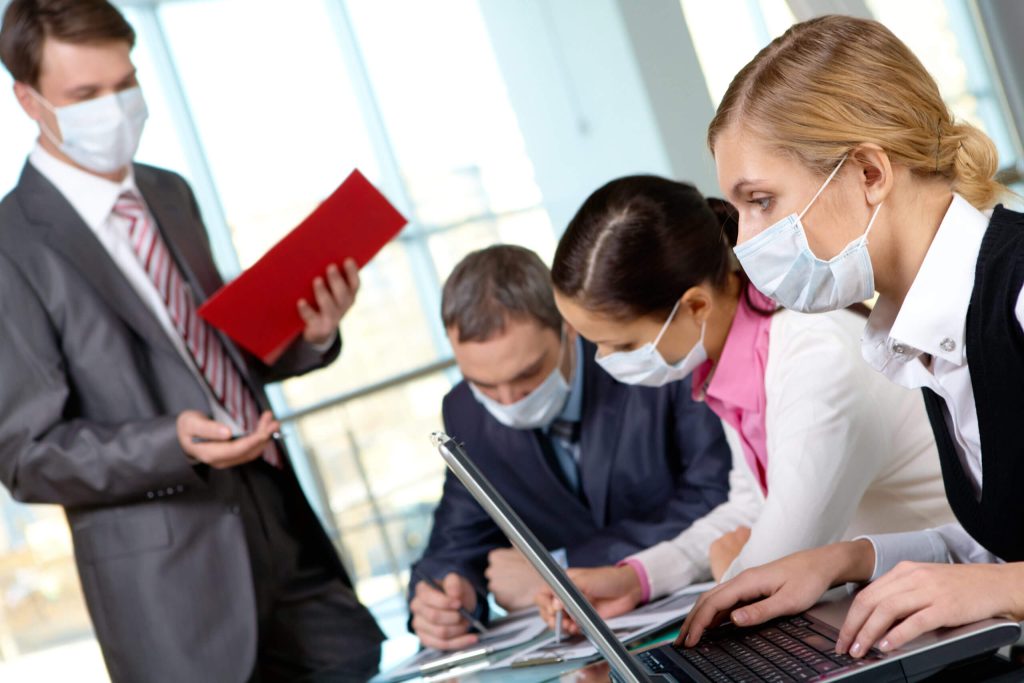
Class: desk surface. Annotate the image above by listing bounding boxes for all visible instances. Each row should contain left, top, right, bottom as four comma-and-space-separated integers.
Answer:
378, 657, 610, 683
379, 642, 1024, 683
374, 628, 674, 683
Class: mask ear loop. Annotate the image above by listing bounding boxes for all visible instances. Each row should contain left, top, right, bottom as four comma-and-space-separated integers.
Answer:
652, 299, 683, 350
557, 324, 575, 385
799, 154, 849, 220
27, 88, 64, 149
862, 202, 883, 242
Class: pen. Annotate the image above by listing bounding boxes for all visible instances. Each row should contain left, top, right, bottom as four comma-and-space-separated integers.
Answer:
554, 608, 563, 644
415, 571, 489, 635
418, 645, 490, 674
191, 431, 282, 444
511, 654, 564, 668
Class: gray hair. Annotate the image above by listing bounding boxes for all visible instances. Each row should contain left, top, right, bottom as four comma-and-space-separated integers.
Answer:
441, 245, 562, 343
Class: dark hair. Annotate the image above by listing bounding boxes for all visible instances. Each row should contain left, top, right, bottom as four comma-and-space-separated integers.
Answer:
442, 245, 562, 343
0, 0, 135, 87
551, 175, 773, 321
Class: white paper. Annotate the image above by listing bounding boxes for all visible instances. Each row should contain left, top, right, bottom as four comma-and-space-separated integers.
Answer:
381, 608, 550, 681
494, 582, 712, 668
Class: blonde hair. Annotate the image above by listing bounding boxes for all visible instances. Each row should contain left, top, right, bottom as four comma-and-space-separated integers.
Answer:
708, 15, 1006, 209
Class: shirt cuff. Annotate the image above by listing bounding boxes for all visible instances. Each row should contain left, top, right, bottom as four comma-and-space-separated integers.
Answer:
855, 531, 952, 581
550, 547, 569, 569
310, 331, 339, 353
617, 558, 651, 604
626, 541, 708, 602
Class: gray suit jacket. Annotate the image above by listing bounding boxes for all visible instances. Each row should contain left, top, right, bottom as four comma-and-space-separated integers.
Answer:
0, 162, 356, 682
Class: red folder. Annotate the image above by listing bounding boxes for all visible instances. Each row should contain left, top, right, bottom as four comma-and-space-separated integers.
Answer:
198, 169, 407, 364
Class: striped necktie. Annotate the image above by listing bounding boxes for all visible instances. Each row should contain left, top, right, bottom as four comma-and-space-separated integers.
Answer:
113, 191, 282, 468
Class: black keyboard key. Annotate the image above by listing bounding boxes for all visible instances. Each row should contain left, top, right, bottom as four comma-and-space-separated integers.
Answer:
638, 651, 665, 673
811, 658, 839, 674
680, 646, 737, 681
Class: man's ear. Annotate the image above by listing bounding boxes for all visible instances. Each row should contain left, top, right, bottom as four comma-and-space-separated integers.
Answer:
13, 81, 42, 121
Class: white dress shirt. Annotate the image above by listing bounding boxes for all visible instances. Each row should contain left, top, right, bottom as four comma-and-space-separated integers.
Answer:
858, 193, 1024, 578
28, 144, 241, 431
629, 308, 955, 599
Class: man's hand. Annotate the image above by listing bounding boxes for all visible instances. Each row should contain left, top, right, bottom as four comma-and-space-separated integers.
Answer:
536, 565, 645, 637
837, 561, 1024, 658
298, 259, 360, 347
677, 540, 875, 648
410, 573, 479, 651
177, 410, 279, 469
709, 526, 751, 581
485, 547, 546, 611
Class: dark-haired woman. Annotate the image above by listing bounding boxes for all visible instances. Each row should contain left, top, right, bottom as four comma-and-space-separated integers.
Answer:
535, 175, 953, 634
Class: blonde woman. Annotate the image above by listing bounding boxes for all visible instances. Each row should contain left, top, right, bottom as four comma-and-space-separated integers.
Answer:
680, 14, 1024, 660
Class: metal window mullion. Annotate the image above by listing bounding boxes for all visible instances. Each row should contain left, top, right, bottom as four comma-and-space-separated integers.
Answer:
129, 6, 241, 278
947, 0, 1022, 163
324, 0, 451, 361
131, 5, 342, 544
323, 0, 457, 604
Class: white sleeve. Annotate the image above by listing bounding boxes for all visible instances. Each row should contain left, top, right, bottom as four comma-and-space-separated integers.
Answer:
628, 444, 762, 600
1016, 285, 1024, 334
859, 522, 1003, 581
722, 317, 888, 582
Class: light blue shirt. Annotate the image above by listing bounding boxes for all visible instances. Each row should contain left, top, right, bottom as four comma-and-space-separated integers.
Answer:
542, 336, 585, 490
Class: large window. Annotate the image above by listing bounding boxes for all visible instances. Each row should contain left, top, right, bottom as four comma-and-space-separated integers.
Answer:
145, 0, 555, 668
0, 0, 1019, 679
0, 0, 552, 676
681, 0, 1020, 174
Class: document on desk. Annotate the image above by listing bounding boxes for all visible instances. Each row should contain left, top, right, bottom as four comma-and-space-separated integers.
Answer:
198, 169, 407, 364
380, 608, 551, 682
494, 581, 714, 669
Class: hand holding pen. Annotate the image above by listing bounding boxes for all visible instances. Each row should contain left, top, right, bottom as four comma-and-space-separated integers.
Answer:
417, 571, 489, 634
177, 409, 280, 469
410, 570, 489, 651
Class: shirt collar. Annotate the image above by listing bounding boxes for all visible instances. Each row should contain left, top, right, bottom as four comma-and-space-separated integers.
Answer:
557, 335, 585, 423
28, 143, 138, 231
694, 285, 774, 411
864, 193, 989, 368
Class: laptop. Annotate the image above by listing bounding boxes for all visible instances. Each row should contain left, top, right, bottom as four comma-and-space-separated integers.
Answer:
430, 431, 1021, 683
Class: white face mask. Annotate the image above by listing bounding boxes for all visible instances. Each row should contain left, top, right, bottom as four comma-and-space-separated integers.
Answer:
31, 86, 148, 174
732, 155, 882, 314
470, 336, 572, 430
595, 300, 708, 387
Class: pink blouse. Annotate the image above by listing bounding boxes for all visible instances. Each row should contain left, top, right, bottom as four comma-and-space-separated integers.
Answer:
692, 285, 775, 495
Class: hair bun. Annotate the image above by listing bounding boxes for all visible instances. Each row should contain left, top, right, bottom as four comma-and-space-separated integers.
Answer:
706, 197, 739, 247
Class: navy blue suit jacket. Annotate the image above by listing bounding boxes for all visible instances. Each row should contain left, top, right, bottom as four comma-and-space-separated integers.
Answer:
410, 339, 731, 613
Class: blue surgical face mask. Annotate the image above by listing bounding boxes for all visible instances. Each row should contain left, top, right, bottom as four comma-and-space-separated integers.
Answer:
733, 155, 882, 313
470, 335, 571, 430
595, 301, 708, 387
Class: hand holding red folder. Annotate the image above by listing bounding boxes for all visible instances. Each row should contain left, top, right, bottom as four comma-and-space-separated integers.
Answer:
296, 259, 361, 347
198, 169, 407, 364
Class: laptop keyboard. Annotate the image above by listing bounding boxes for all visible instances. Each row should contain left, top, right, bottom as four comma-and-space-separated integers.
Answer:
639, 614, 881, 682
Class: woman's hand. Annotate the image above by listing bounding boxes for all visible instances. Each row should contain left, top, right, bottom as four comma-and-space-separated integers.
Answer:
710, 526, 751, 581
536, 565, 645, 637
677, 540, 875, 647
837, 561, 1024, 658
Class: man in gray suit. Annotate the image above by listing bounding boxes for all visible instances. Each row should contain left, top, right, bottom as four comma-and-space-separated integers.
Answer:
0, 1, 384, 681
